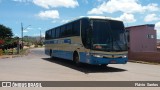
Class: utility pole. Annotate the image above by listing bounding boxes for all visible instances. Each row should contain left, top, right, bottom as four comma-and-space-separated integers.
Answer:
21, 23, 31, 50
21, 23, 23, 49
40, 30, 42, 47
17, 37, 20, 54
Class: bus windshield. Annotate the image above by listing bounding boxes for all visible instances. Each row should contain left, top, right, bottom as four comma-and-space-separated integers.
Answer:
91, 19, 127, 52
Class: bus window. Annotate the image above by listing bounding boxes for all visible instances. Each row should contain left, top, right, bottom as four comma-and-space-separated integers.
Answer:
55, 28, 60, 38
67, 23, 73, 36
51, 29, 55, 39
73, 20, 80, 36
60, 26, 66, 37
48, 30, 52, 39
81, 18, 90, 48
45, 31, 49, 40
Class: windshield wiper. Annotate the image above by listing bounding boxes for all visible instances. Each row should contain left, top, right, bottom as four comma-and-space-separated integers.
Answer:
114, 40, 122, 51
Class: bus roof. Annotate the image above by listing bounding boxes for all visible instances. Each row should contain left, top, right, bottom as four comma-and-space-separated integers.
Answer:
47, 16, 122, 31
80, 16, 122, 21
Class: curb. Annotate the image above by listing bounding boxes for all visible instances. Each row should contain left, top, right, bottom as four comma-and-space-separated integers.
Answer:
0, 49, 30, 59
129, 60, 160, 65
0, 55, 22, 59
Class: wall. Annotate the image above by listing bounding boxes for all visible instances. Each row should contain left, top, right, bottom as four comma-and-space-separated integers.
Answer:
128, 25, 156, 52
129, 51, 160, 63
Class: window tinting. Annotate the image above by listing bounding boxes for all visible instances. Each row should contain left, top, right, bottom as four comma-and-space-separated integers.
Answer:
51, 29, 55, 39
45, 31, 49, 40
55, 28, 60, 38
60, 26, 66, 37
48, 30, 52, 39
81, 18, 90, 48
73, 20, 80, 36
91, 19, 127, 51
45, 19, 81, 39
66, 23, 73, 36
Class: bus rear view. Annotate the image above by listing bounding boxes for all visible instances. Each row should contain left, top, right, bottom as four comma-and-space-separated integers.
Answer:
45, 16, 128, 66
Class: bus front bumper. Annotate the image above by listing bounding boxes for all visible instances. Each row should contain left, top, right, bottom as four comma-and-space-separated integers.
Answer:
87, 56, 128, 65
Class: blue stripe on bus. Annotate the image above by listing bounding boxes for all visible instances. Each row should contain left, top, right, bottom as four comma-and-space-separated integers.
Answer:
64, 39, 71, 44
45, 39, 71, 44
89, 56, 128, 64
79, 52, 127, 64
53, 50, 73, 60
45, 50, 128, 65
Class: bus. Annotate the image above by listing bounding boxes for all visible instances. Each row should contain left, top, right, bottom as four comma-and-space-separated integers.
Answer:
45, 16, 128, 66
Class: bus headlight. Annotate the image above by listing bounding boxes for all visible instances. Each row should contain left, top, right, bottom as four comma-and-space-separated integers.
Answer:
93, 54, 103, 58
122, 55, 127, 58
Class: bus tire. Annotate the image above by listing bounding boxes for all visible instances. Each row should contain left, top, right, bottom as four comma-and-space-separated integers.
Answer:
73, 52, 81, 66
50, 49, 52, 57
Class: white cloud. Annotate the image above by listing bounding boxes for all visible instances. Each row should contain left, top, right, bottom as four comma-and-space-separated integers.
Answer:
155, 22, 160, 30
15, 34, 18, 36
61, 19, 70, 23
116, 13, 136, 23
88, 0, 159, 14
13, 0, 32, 2
33, 0, 79, 9
144, 3, 159, 12
41, 33, 45, 37
155, 22, 160, 39
23, 30, 28, 33
144, 14, 160, 22
37, 10, 59, 19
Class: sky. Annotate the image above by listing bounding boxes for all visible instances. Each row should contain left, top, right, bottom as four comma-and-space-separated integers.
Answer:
0, 0, 160, 39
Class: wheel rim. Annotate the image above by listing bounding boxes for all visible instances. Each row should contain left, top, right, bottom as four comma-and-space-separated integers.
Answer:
75, 55, 79, 64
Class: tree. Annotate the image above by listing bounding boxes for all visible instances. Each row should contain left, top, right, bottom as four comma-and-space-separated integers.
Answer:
0, 24, 13, 50
0, 24, 13, 39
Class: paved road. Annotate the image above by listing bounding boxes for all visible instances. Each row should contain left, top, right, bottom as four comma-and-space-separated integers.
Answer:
0, 48, 160, 90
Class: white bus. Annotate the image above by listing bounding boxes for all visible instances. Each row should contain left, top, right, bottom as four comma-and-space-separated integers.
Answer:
45, 16, 128, 66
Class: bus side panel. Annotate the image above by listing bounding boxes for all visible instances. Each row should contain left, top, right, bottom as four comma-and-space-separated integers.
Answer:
45, 49, 50, 56
52, 50, 73, 60
79, 52, 88, 63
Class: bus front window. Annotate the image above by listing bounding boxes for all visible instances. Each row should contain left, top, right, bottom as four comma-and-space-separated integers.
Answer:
91, 19, 127, 52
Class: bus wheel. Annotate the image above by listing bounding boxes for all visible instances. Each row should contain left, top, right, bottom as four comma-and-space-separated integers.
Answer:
73, 52, 81, 66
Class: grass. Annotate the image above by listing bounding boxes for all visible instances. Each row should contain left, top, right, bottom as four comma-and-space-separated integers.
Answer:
3, 49, 17, 55
19, 48, 29, 55
2, 48, 29, 56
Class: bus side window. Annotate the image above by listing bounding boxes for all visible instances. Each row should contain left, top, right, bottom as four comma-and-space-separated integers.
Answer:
52, 29, 55, 39
73, 20, 80, 36
81, 18, 90, 48
60, 26, 66, 37
45, 31, 49, 40
67, 23, 73, 36
48, 30, 52, 39
55, 28, 60, 38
